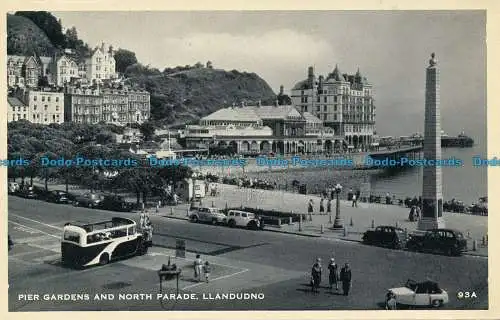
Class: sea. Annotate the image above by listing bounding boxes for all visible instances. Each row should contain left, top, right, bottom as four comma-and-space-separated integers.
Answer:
246, 144, 487, 206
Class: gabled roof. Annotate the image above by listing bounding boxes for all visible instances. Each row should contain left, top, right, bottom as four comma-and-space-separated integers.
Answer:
250, 105, 303, 120
201, 107, 261, 122
302, 111, 322, 123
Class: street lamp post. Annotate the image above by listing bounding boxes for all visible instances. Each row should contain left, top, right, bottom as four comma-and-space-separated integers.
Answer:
333, 183, 343, 229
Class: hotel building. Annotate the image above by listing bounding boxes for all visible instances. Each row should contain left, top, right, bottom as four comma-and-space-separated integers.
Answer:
8, 88, 64, 124
291, 66, 376, 150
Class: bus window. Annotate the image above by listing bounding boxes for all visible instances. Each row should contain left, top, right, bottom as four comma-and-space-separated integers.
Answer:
110, 227, 128, 238
64, 231, 80, 244
127, 226, 135, 235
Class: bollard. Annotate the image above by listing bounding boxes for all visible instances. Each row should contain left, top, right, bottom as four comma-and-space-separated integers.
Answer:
343, 227, 347, 237
472, 240, 477, 251
299, 214, 303, 231
321, 224, 324, 234
289, 216, 293, 225
371, 219, 374, 229
186, 208, 190, 217
349, 217, 353, 227
170, 207, 174, 216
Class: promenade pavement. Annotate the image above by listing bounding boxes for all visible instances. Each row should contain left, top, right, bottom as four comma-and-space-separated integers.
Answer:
27, 180, 488, 256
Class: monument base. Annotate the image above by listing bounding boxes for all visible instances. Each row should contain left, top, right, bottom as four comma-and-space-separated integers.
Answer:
417, 217, 446, 231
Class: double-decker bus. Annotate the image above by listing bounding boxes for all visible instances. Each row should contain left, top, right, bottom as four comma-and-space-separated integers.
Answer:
61, 217, 152, 268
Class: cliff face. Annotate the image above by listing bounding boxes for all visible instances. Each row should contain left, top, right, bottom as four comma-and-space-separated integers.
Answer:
127, 68, 278, 126
7, 14, 55, 56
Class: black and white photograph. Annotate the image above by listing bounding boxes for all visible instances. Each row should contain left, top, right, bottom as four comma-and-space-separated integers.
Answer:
5, 8, 490, 313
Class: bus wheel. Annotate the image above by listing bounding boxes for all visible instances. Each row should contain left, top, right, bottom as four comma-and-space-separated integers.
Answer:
99, 253, 110, 265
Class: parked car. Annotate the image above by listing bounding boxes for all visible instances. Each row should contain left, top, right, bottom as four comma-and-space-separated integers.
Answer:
73, 192, 103, 208
387, 279, 449, 308
98, 195, 134, 212
226, 210, 261, 230
18, 186, 37, 199
8, 182, 20, 194
406, 228, 467, 256
189, 207, 226, 225
362, 225, 407, 249
45, 190, 73, 204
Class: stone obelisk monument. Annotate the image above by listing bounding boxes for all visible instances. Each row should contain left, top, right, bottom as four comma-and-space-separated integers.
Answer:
418, 53, 446, 230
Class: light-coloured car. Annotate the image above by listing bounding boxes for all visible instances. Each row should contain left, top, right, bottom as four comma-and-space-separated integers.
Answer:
226, 210, 260, 230
387, 279, 449, 308
190, 207, 226, 225
8, 182, 20, 194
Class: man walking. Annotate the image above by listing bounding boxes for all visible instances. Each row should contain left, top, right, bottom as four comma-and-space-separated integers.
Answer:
328, 258, 339, 291
308, 199, 314, 215
351, 193, 357, 207
194, 254, 203, 282
327, 198, 332, 216
340, 262, 352, 296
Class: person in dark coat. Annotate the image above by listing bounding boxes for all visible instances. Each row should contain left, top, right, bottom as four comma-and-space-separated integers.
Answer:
308, 199, 314, 214
328, 258, 339, 290
311, 258, 322, 293
340, 263, 352, 296
319, 198, 325, 214
327, 198, 332, 215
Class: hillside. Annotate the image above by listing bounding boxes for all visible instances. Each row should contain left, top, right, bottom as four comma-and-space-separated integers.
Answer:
7, 14, 55, 56
126, 67, 278, 126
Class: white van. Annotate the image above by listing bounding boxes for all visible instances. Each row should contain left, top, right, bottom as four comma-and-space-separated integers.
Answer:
226, 210, 260, 230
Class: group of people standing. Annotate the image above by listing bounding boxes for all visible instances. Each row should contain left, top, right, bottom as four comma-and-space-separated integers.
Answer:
311, 257, 352, 296
193, 254, 211, 283
308, 198, 333, 215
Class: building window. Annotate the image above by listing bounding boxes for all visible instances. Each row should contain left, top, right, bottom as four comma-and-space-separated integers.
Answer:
23, 114, 26, 119
45, 105, 48, 111
12, 106, 15, 112
44, 118, 47, 122
53, 115, 56, 121
334, 105, 337, 111
34, 96, 37, 101
13, 115, 15, 121
316, 106, 320, 112
37, 114, 40, 119
324, 105, 327, 112
56, 106, 59, 111
324, 96, 327, 103
42, 96, 45, 102
33, 115, 35, 120
24, 106, 27, 112
334, 115, 337, 121
48, 96, 51, 102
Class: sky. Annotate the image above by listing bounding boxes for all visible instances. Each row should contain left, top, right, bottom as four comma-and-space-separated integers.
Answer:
52, 11, 486, 140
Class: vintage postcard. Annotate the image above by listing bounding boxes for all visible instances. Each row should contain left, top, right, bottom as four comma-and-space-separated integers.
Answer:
2, 2, 497, 319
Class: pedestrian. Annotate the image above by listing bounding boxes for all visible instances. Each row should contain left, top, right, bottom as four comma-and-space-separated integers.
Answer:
340, 263, 352, 296
203, 261, 211, 283
416, 205, 421, 220
308, 199, 314, 215
319, 198, 325, 214
409, 206, 416, 222
330, 187, 335, 201
311, 258, 322, 293
194, 254, 203, 282
327, 198, 332, 215
140, 212, 146, 229
328, 258, 339, 291
351, 194, 357, 207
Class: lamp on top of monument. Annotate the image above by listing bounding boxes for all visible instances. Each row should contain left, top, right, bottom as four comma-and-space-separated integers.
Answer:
429, 52, 437, 67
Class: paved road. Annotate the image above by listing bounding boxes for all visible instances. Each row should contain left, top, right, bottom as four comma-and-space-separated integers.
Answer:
8, 196, 488, 311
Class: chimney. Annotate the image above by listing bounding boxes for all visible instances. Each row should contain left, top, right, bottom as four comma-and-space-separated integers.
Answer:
279, 85, 284, 95
318, 75, 324, 89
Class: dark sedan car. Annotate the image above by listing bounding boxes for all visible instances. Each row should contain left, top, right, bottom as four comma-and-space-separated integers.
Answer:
45, 190, 73, 204
18, 186, 37, 199
407, 228, 467, 256
362, 225, 408, 249
97, 195, 134, 212
73, 192, 103, 208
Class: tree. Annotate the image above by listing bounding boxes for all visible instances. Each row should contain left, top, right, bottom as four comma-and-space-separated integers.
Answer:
139, 121, 156, 141
114, 49, 138, 74
65, 26, 79, 48
15, 11, 66, 48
